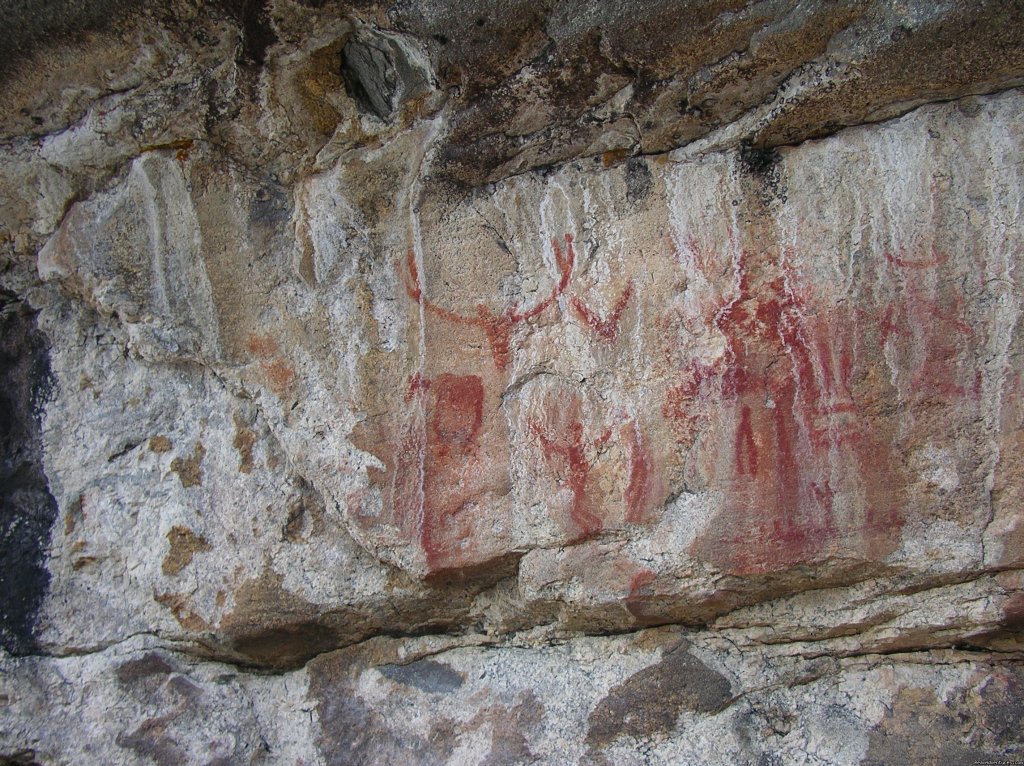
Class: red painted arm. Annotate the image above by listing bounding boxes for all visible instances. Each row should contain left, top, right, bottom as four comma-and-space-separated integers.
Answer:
510, 234, 576, 322
401, 249, 481, 326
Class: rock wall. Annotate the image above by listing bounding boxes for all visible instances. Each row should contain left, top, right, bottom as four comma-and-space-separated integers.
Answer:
1, 1, 1023, 763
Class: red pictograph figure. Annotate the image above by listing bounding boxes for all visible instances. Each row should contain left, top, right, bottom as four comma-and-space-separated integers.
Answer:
570, 280, 634, 342
662, 356, 723, 441
394, 371, 491, 572
881, 247, 977, 401
674, 241, 904, 575
402, 236, 576, 370
530, 394, 661, 537
529, 395, 613, 539
623, 419, 660, 524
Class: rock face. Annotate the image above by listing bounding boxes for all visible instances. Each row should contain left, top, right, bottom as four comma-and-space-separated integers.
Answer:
1, 1, 1023, 763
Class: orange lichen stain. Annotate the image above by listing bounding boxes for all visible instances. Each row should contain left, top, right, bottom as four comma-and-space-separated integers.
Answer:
246, 333, 298, 396
246, 333, 279, 357
162, 525, 211, 576
154, 592, 208, 631
140, 138, 194, 161
170, 442, 205, 488
63, 494, 85, 536
264, 358, 297, 394
232, 413, 257, 474
283, 498, 308, 542
148, 435, 172, 453
601, 148, 631, 167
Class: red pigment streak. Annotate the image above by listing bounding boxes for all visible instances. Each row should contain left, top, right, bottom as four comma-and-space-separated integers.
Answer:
404, 372, 431, 403
401, 236, 575, 370
418, 374, 487, 570
691, 245, 912, 574
531, 398, 604, 539
570, 280, 634, 341
734, 405, 758, 476
624, 421, 658, 524
624, 568, 657, 621
882, 249, 977, 401
885, 246, 949, 270
390, 424, 426, 535
427, 374, 484, 458
681, 233, 719, 275
663, 358, 721, 439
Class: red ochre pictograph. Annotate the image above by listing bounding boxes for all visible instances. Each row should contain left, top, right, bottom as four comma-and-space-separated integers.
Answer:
359, 233, 975, 580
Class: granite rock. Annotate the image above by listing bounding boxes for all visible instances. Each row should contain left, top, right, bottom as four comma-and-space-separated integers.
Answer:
1, 1, 1023, 762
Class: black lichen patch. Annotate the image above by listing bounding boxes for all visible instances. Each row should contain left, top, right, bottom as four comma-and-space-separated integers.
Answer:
625, 157, 653, 206
379, 659, 465, 693
0, 0, 142, 78
0, 291, 58, 656
0, 749, 42, 765
738, 142, 787, 205
738, 142, 780, 176
218, 0, 278, 67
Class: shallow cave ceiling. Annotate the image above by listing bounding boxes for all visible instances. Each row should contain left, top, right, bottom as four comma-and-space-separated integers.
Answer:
3, 0, 1024, 190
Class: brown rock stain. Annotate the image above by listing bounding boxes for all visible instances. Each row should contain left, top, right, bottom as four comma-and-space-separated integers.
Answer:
219, 568, 343, 668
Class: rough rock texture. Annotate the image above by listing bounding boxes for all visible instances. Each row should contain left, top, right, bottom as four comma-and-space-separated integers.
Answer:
1, 0, 1023, 763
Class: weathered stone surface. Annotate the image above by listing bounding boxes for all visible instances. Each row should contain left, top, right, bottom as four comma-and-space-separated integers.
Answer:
1, 0, 1023, 762
2, 629, 1022, 764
